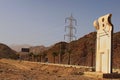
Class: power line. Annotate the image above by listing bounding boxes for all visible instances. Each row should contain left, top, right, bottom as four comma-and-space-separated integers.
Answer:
64, 14, 77, 42
64, 14, 77, 65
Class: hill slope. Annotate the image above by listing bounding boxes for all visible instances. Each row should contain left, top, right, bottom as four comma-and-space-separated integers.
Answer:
0, 43, 18, 59
45, 32, 120, 68
30, 45, 49, 54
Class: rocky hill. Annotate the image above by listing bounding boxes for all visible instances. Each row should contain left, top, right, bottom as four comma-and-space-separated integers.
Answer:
0, 43, 18, 59
45, 31, 120, 68
30, 45, 49, 54
113, 32, 120, 68
9, 31, 120, 68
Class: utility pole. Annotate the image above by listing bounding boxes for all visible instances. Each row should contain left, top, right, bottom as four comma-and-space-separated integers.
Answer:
64, 14, 77, 65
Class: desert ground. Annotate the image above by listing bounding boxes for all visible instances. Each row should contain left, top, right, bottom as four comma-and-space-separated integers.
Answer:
0, 59, 107, 80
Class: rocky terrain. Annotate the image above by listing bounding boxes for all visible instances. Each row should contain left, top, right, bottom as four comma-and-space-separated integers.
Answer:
0, 43, 18, 59
45, 31, 120, 68
30, 45, 49, 54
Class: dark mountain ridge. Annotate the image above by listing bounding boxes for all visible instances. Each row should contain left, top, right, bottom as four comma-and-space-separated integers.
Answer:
1, 31, 120, 68
45, 31, 120, 68
0, 43, 18, 59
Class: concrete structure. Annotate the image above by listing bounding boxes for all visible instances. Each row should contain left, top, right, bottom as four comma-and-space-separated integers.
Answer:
93, 14, 113, 73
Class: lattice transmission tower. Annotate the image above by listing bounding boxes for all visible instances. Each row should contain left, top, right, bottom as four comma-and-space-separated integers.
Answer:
64, 14, 77, 42
64, 14, 77, 64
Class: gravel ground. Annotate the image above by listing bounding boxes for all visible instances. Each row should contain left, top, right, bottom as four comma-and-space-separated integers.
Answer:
0, 59, 104, 80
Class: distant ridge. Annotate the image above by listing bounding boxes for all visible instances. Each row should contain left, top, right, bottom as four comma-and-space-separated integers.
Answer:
9, 44, 32, 52
30, 45, 49, 54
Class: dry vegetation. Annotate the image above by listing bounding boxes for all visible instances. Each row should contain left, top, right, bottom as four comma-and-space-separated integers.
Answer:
0, 59, 102, 80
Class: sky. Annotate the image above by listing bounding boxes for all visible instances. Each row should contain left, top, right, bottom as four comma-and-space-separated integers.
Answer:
0, 0, 120, 47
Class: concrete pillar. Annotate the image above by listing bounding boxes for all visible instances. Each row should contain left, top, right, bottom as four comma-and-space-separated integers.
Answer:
93, 14, 113, 73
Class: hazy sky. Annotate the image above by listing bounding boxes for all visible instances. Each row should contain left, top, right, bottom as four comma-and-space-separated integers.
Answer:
0, 0, 120, 46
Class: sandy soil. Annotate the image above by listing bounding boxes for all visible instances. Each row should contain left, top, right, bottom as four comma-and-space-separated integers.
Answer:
0, 59, 103, 80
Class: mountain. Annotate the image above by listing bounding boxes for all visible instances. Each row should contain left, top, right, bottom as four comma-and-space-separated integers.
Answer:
0, 43, 18, 59
30, 45, 49, 54
112, 32, 120, 68
9, 44, 32, 52
9, 44, 49, 54
45, 31, 120, 68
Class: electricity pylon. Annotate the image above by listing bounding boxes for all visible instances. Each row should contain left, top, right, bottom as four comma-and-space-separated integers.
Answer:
64, 14, 77, 65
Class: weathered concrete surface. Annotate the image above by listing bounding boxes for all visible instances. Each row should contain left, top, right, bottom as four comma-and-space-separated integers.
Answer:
93, 14, 113, 73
